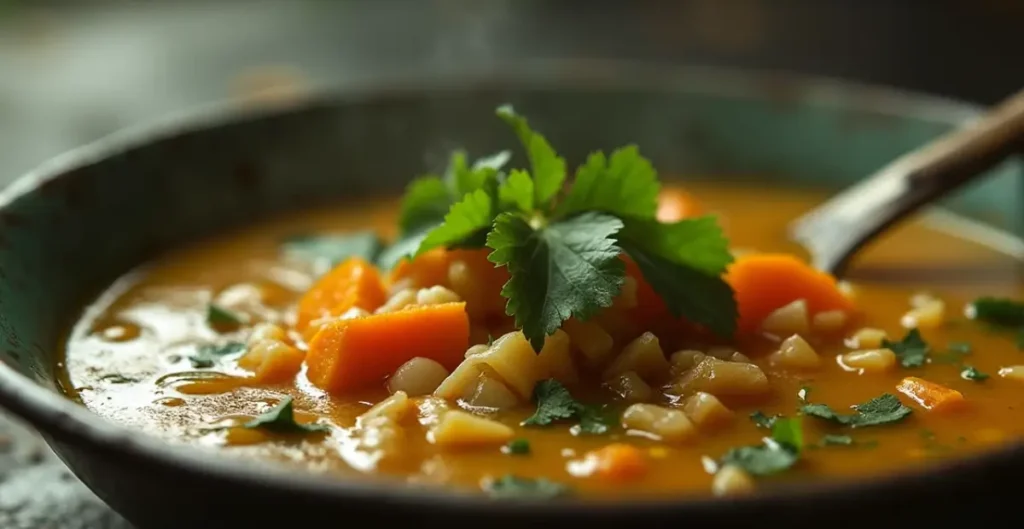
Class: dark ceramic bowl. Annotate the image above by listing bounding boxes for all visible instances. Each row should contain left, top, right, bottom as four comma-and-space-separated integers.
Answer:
0, 63, 1021, 529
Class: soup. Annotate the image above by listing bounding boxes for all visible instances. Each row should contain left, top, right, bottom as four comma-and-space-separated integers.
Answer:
60, 107, 1024, 500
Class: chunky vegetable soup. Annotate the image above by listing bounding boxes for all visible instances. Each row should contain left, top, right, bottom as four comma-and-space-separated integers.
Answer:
61, 107, 1024, 499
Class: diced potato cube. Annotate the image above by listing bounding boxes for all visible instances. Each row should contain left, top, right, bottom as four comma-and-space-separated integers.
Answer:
416, 285, 461, 306
536, 329, 577, 384
414, 396, 450, 427
845, 327, 887, 349
563, 318, 615, 367
670, 357, 769, 398
604, 371, 654, 403
680, 391, 734, 429
434, 358, 486, 400
761, 299, 809, 336
769, 334, 820, 370
465, 344, 489, 358
359, 391, 412, 424
840, 349, 896, 373
812, 310, 848, 333
712, 465, 755, 496
459, 372, 520, 410
238, 339, 304, 383
621, 403, 696, 443
429, 410, 514, 448
706, 346, 737, 360
387, 357, 450, 396
247, 323, 287, 346
730, 352, 752, 364
469, 332, 542, 399
670, 350, 705, 373
353, 415, 406, 466
604, 332, 671, 384
901, 299, 945, 329
375, 288, 418, 314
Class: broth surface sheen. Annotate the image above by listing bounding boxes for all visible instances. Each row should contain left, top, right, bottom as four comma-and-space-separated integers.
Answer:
61, 183, 1024, 499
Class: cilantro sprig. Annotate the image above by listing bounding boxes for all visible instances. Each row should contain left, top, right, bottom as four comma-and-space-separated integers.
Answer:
393, 105, 737, 350
522, 379, 612, 435
801, 393, 912, 428
721, 416, 803, 476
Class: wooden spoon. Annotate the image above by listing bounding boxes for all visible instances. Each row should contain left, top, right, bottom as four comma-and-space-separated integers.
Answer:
790, 88, 1024, 277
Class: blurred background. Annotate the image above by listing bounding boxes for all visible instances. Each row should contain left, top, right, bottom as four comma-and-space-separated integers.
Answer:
0, 1, 1021, 527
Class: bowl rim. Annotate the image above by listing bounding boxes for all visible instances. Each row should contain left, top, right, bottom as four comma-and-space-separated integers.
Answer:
0, 59, 1018, 515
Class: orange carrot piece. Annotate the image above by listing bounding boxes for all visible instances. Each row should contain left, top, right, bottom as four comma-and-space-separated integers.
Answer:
306, 302, 470, 394
588, 443, 648, 482
657, 188, 703, 222
725, 253, 855, 334
897, 377, 966, 412
389, 248, 451, 289
296, 257, 387, 333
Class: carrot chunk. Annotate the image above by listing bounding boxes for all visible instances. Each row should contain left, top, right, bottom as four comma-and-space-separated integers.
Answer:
296, 257, 387, 333
588, 443, 648, 482
306, 302, 470, 394
725, 253, 855, 334
897, 377, 966, 412
389, 248, 451, 289
657, 188, 703, 222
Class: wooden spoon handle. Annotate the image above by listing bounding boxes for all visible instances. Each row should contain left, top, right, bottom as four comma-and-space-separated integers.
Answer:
791, 88, 1024, 276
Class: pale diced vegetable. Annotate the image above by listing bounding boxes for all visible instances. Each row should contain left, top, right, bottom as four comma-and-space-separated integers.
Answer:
238, 339, 304, 383
669, 350, 705, 375
467, 331, 542, 399
359, 391, 412, 424
998, 366, 1024, 382
416, 285, 461, 306
414, 396, 450, 427
761, 299, 809, 336
375, 288, 418, 314
845, 327, 887, 349
603, 332, 671, 384
901, 299, 945, 329
247, 322, 287, 345
459, 372, 520, 410
562, 318, 615, 367
840, 349, 896, 372
730, 352, 752, 364
812, 310, 848, 333
621, 403, 696, 443
604, 371, 654, 403
712, 465, 755, 496
353, 415, 406, 466
464, 344, 489, 358
429, 410, 514, 448
769, 334, 820, 370
434, 359, 486, 400
670, 357, 769, 398
536, 329, 577, 384
387, 357, 450, 396
680, 391, 734, 429
706, 346, 737, 360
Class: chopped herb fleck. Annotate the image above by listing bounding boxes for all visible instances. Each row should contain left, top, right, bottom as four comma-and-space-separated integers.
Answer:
522, 379, 612, 435
801, 393, 912, 428
485, 475, 571, 499
242, 397, 329, 435
960, 365, 989, 382
749, 411, 778, 429
207, 303, 245, 327
882, 329, 930, 368
967, 297, 1024, 327
720, 417, 803, 476
504, 438, 531, 455
189, 342, 245, 368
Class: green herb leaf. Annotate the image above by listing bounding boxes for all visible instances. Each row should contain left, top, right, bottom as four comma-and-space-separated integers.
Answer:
485, 475, 571, 499
190, 342, 245, 369
801, 393, 912, 428
398, 176, 451, 235
498, 169, 535, 212
522, 379, 612, 435
556, 146, 659, 219
487, 212, 625, 351
882, 329, 930, 368
496, 105, 566, 208
207, 303, 245, 327
375, 230, 431, 270
618, 216, 733, 276
618, 239, 737, 338
242, 397, 329, 434
960, 365, 989, 382
720, 417, 803, 476
281, 231, 383, 269
819, 434, 854, 446
504, 438, 531, 455
968, 297, 1024, 327
750, 411, 778, 429
416, 189, 495, 257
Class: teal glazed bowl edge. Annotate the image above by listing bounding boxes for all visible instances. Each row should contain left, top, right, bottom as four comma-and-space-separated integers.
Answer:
0, 62, 1021, 528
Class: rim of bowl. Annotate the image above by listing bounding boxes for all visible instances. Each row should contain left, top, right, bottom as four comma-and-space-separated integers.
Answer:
0, 59, 1018, 515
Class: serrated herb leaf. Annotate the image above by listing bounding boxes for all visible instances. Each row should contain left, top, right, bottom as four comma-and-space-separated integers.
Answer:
190, 342, 245, 369
619, 216, 733, 276
398, 176, 451, 235
242, 396, 329, 434
498, 169, 535, 212
720, 417, 803, 476
281, 231, 383, 269
522, 379, 612, 435
556, 146, 659, 219
416, 189, 494, 257
496, 105, 566, 208
883, 329, 930, 368
485, 475, 571, 499
801, 393, 912, 428
487, 212, 625, 351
